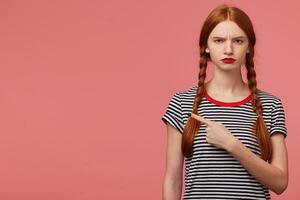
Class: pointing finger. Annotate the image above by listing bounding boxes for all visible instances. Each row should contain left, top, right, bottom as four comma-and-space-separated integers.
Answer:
190, 113, 213, 126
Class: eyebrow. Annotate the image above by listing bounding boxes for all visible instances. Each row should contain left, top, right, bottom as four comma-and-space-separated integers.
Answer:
212, 36, 247, 39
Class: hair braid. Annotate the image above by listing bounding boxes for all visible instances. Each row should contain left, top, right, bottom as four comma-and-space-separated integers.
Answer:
181, 4, 272, 161
246, 55, 272, 161
182, 49, 209, 157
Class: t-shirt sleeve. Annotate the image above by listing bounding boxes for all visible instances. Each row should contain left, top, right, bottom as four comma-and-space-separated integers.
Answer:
161, 92, 184, 134
270, 98, 287, 138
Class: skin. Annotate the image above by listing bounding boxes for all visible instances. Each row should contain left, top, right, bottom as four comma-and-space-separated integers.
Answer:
194, 20, 289, 194
163, 20, 288, 199
190, 113, 288, 195
205, 20, 251, 99
163, 124, 184, 200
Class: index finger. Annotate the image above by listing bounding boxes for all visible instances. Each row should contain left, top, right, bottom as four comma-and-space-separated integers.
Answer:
190, 113, 213, 126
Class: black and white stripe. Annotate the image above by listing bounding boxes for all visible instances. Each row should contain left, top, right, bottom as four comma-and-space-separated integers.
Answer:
162, 85, 287, 200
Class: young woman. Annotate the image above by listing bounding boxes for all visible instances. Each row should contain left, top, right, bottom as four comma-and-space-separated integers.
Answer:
161, 4, 288, 200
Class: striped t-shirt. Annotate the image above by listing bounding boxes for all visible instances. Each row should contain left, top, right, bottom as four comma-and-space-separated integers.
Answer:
161, 85, 287, 200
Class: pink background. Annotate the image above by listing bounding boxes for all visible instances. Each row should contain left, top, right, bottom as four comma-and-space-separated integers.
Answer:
0, 0, 299, 199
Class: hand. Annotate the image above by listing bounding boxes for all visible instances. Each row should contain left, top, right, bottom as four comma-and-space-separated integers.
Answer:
190, 113, 237, 151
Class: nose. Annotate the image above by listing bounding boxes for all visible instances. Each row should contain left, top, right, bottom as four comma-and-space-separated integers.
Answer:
224, 41, 233, 55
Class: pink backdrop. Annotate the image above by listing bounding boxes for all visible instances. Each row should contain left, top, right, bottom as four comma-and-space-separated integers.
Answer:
0, 0, 299, 199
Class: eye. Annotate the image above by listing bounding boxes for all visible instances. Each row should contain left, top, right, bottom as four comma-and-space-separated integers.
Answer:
214, 39, 224, 43
234, 39, 244, 44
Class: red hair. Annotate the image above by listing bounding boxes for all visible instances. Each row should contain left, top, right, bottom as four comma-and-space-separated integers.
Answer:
182, 4, 272, 162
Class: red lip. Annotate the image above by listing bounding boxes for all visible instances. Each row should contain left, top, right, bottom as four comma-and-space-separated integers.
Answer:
221, 58, 236, 63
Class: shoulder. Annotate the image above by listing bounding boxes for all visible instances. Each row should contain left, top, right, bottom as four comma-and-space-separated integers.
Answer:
257, 88, 284, 109
175, 85, 198, 100
257, 88, 281, 101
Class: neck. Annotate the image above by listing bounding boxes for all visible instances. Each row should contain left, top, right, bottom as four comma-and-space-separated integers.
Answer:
205, 66, 249, 96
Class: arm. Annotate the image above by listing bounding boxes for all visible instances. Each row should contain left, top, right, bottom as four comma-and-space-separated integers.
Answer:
162, 124, 184, 200
227, 132, 288, 195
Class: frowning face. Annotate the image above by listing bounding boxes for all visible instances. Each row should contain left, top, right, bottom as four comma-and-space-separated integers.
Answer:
206, 20, 249, 71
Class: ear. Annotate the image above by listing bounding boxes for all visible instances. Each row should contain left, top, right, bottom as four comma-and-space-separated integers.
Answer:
205, 48, 209, 53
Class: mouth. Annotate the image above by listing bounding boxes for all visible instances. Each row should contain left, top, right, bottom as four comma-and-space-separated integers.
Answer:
221, 58, 236, 63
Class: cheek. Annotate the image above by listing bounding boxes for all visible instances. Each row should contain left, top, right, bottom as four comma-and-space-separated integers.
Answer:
236, 50, 248, 61
208, 48, 222, 60
236, 45, 248, 55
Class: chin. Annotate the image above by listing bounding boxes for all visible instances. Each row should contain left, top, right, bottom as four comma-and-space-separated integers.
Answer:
215, 63, 241, 71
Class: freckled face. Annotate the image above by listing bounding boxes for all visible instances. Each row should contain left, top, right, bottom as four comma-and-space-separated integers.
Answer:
206, 20, 249, 70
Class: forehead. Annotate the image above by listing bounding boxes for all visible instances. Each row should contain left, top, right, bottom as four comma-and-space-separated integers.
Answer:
209, 20, 247, 38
